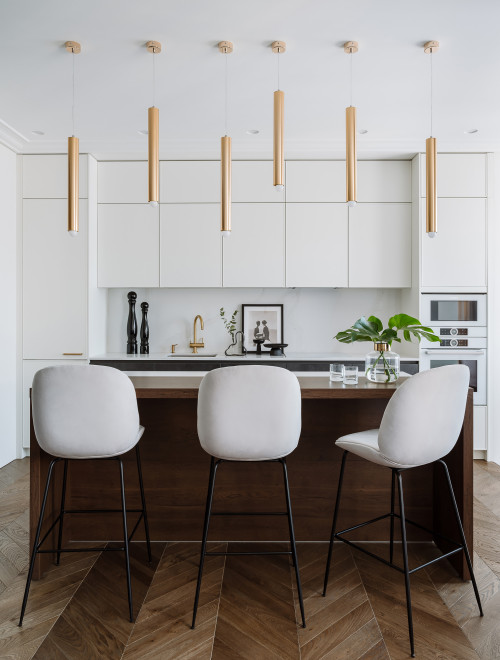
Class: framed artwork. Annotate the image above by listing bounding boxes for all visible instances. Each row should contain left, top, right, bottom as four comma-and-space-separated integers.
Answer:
242, 304, 284, 353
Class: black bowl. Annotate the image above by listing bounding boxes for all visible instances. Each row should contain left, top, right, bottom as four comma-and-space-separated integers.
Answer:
264, 343, 288, 357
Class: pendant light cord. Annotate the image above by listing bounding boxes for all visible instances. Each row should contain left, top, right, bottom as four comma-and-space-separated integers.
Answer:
430, 51, 433, 136
350, 51, 353, 107
225, 51, 228, 136
153, 49, 156, 108
72, 51, 75, 136
277, 49, 280, 91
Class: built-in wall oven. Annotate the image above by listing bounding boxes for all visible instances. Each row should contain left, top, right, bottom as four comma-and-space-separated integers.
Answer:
420, 294, 487, 406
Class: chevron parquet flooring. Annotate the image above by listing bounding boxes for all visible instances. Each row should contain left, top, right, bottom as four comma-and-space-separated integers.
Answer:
1, 458, 500, 659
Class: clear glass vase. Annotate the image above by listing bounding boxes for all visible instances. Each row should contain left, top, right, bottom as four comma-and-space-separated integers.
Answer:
365, 343, 400, 383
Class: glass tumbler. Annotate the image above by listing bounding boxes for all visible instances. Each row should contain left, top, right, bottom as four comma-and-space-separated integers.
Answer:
329, 364, 344, 382
343, 365, 358, 385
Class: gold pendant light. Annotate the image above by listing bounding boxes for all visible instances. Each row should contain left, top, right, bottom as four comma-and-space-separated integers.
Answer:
146, 41, 161, 207
424, 41, 439, 238
271, 41, 286, 191
218, 41, 233, 236
344, 41, 358, 207
65, 41, 81, 236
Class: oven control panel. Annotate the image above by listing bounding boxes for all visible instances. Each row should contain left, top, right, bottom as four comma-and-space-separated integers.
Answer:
439, 327, 469, 336
439, 339, 470, 347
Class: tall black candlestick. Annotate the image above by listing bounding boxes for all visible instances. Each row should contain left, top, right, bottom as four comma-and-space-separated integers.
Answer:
127, 291, 138, 354
140, 302, 150, 354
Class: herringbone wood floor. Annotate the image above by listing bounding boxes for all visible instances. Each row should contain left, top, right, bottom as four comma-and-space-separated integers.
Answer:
1, 458, 499, 659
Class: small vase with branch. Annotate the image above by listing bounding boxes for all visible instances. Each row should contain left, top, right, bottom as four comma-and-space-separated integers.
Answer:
220, 307, 246, 356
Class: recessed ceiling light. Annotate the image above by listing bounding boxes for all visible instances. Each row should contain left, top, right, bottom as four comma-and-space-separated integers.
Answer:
31, 130, 45, 135
246, 129, 260, 135
138, 129, 148, 135
358, 128, 368, 134
464, 128, 478, 134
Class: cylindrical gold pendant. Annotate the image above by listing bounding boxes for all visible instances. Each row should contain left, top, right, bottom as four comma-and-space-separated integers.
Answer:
426, 136, 437, 236
346, 106, 357, 206
148, 106, 159, 205
273, 90, 284, 189
68, 136, 79, 234
221, 136, 232, 234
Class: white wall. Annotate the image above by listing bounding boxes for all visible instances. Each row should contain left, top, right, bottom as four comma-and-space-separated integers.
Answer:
105, 287, 419, 357
0, 144, 18, 466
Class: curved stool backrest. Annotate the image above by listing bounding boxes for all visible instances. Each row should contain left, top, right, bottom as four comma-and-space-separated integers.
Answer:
378, 365, 469, 467
197, 365, 301, 461
32, 365, 141, 459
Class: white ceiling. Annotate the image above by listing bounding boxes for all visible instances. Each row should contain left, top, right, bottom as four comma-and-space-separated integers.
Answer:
1, 0, 499, 158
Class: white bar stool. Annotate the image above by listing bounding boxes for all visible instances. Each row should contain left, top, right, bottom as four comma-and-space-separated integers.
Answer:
323, 365, 483, 657
192, 365, 306, 629
19, 365, 151, 625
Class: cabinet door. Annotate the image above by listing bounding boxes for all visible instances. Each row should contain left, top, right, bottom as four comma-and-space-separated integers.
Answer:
160, 204, 221, 287
160, 161, 219, 202
223, 204, 285, 287
23, 199, 88, 358
421, 198, 486, 289
232, 161, 284, 202
473, 405, 487, 451
98, 204, 159, 287
286, 204, 348, 287
285, 161, 345, 202
358, 161, 411, 202
23, 155, 88, 199
98, 162, 148, 203
420, 154, 486, 197
349, 204, 411, 288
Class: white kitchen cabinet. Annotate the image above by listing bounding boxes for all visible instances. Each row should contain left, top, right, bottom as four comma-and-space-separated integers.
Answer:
349, 203, 411, 288
474, 405, 487, 451
98, 204, 159, 287
421, 198, 486, 290
232, 161, 284, 202
23, 199, 88, 359
285, 161, 345, 202
286, 204, 348, 287
160, 204, 221, 287
420, 154, 486, 198
358, 161, 411, 202
223, 204, 285, 287
22, 359, 86, 448
23, 154, 88, 199
160, 161, 219, 203
98, 161, 148, 203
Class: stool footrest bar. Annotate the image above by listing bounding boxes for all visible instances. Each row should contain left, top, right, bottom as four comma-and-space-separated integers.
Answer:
206, 551, 292, 556
212, 511, 287, 516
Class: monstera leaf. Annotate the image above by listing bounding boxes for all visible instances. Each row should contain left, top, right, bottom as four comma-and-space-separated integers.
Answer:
335, 314, 440, 346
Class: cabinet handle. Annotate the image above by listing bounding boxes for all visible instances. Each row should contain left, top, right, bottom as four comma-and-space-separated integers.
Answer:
63, 352, 83, 356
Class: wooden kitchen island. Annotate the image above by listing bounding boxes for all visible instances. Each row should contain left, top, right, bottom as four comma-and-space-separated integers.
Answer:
30, 375, 473, 579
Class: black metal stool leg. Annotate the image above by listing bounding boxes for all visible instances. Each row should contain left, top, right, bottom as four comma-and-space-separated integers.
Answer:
56, 460, 68, 566
135, 445, 152, 563
390, 468, 396, 565
396, 471, 415, 658
19, 458, 60, 626
281, 458, 306, 628
118, 458, 134, 623
323, 450, 348, 596
192, 458, 220, 629
438, 460, 483, 617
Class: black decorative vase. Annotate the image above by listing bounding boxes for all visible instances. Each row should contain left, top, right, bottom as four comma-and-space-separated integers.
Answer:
127, 291, 138, 354
140, 302, 150, 354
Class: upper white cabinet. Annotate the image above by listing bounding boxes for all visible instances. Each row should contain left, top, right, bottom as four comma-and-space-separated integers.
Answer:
357, 161, 411, 202
421, 198, 486, 290
232, 161, 284, 202
160, 161, 219, 203
420, 154, 486, 198
349, 204, 412, 288
23, 155, 88, 199
160, 204, 221, 287
286, 204, 348, 287
23, 199, 88, 358
285, 161, 345, 202
98, 204, 159, 287
223, 204, 285, 287
98, 161, 148, 203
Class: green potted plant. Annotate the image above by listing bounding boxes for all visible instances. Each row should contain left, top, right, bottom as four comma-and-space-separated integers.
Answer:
335, 314, 439, 382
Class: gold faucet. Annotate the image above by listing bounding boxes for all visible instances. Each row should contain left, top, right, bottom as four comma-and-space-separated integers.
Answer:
189, 315, 205, 354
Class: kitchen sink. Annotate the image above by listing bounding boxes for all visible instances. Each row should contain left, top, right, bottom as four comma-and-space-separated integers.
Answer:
167, 353, 218, 357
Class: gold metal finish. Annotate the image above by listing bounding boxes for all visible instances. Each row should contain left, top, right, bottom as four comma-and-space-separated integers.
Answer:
64, 41, 81, 54
171, 344, 177, 354
218, 41, 233, 54
424, 41, 439, 54
346, 106, 357, 205
190, 315, 205, 354
426, 136, 437, 235
374, 343, 390, 352
68, 136, 79, 234
146, 40, 162, 54
344, 41, 358, 54
221, 136, 232, 234
148, 106, 159, 204
63, 353, 83, 356
273, 90, 284, 188
271, 41, 286, 54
